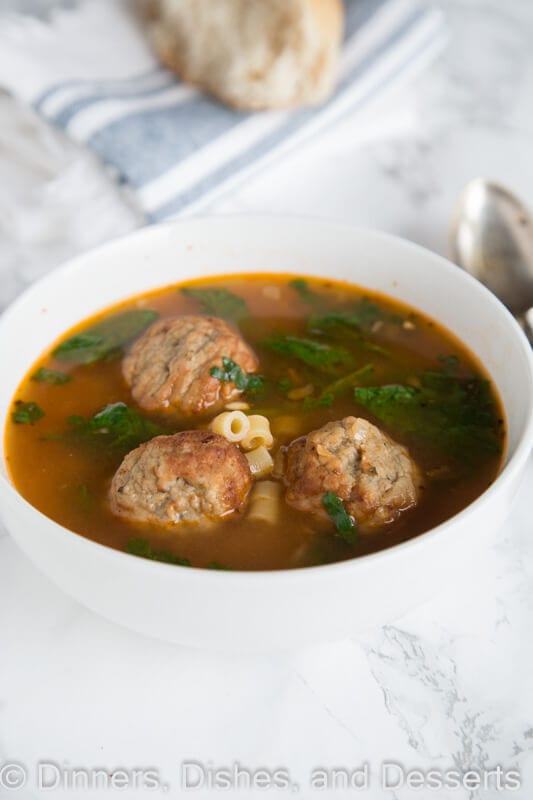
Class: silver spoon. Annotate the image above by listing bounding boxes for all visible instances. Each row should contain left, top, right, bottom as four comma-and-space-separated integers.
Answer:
450, 178, 533, 344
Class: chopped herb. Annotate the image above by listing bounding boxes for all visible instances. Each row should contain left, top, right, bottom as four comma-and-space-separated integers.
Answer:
303, 393, 334, 410
322, 491, 357, 544
309, 296, 405, 341
126, 538, 191, 567
307, 313, 390, 360
324, 363, 375, 399
276, 378, 293, 395
308, 298, 389, 333
353, 298, 390, 328
53, 309, 158, 364
207, 561, 233, 571
303, 364, 375, 410
12, 401, 45, 425
67, 402, 164, 450
210, 357, 265, 395
182, 287, 248, 321
354, 365, 502, 461
76, 483, 94, 512
261, 335, 352, 374
309, 311, 363, 333
289, 278, 324, 309
31, 367, 71, 385
437, 354, 460, 375
354, 384, 418, 408
54, 333, 102, 362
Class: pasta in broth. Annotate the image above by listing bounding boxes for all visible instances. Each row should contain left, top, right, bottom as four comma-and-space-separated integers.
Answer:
5, 274, 506, 571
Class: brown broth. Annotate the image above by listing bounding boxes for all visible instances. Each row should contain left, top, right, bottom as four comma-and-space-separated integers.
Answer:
4, 274, 506, 571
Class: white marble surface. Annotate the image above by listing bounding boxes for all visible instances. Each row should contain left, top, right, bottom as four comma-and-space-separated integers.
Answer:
1, 1, 533, 798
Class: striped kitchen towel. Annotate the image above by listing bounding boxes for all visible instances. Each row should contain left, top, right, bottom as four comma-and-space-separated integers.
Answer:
0, 0, 446, 222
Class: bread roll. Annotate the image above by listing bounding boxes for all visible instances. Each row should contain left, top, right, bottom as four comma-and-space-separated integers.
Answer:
147, 0, 344, 110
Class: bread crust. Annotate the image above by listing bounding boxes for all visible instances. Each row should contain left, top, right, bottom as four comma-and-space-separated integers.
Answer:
147, 0, 344, 110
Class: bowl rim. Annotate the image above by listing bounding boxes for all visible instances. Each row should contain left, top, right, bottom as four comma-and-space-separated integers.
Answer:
1, 215, 532, 583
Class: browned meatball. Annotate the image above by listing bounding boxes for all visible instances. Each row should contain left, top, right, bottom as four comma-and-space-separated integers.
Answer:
122, 315, 258, 415
280, 417, 422, 531
110, 430, 252, 525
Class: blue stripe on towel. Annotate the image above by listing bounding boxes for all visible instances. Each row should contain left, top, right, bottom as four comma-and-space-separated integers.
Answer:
51, 74, 181, 128
34, 67, 172, 114
150, 7, 428, 220
343, 0, 390, 39
89, 96, 248, 188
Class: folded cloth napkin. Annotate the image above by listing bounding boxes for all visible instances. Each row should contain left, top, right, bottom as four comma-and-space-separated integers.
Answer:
0, 0, 446, 222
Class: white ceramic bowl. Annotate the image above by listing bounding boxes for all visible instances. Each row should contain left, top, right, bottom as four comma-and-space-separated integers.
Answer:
1, 218, 532, 652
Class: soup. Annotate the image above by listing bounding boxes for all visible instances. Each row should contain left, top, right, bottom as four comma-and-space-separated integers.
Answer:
5, 274, 505, 571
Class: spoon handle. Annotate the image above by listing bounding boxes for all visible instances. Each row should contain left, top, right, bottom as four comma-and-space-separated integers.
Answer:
520, 308, 533, 347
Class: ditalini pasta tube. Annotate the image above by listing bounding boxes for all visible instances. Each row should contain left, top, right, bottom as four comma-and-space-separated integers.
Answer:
245, 446, 274, 479
241, 415, 274, 451
247, 480, 281, 524
209, 410, 250, 443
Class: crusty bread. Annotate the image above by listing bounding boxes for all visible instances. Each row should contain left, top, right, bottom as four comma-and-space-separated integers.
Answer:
147, 0, 344, 110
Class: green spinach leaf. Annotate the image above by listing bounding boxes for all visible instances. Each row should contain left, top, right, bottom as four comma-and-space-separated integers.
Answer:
303, 393, 334, 410
53, 309, 158, 364
261, 335, 352, 374
12, 401, 45, 425
322, 491, 357, 544
276, 378, 293, 395
289, 278, 325, 309
67, 402, 164, 450
308, 298, 390, 334
437, 354, 460, 375
31, 367, 71, 385
303, 364, 374, 410
323, 363, 375, 400
126, 538, 191, 567
76, 483, 94, 512
354, 368, 502, 462
182, 287, 248, 321
210, 357, 265, 395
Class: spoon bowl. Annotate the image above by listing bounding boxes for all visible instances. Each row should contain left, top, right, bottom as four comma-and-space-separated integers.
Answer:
451, 178, 533, 316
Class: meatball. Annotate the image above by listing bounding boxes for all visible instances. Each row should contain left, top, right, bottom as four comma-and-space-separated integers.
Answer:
280, 417, 422, 531
122, 315, 258, 415
110, 430, 252, 526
